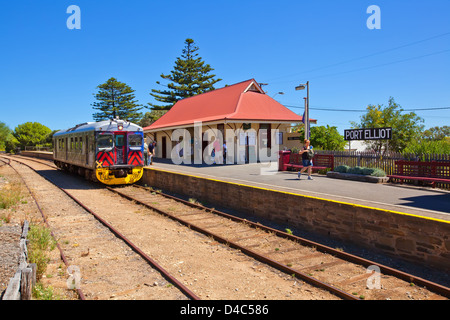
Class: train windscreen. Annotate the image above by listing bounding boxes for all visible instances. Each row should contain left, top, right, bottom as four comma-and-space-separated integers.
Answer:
97, 134, 113, 149
128, 134, 142, 147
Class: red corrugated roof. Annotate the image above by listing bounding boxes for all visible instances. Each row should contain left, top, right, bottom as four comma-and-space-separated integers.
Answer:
144, 79, 306, 131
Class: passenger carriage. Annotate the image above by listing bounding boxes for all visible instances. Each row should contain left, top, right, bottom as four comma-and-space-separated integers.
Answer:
53, 118, 144, 185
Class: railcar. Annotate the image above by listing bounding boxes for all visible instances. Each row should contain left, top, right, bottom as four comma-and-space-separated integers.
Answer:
53, 118, 144, 185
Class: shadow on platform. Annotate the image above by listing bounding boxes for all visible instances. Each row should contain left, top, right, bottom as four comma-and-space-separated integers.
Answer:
398, 192, 450, 214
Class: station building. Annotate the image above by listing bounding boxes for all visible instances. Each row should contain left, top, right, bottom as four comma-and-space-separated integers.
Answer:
143, 79, 315, 164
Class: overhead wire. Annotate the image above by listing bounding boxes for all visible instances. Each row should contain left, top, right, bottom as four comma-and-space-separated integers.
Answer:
267, 31, 450, 83
307, 49, 450, 81
283, 105, 450, 112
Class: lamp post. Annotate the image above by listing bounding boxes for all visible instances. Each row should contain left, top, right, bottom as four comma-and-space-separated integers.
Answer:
295, 81, 309, 140
272, 92, 285, 98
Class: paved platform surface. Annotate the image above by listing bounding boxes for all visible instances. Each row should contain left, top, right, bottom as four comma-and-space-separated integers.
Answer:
148, 160, 450, 223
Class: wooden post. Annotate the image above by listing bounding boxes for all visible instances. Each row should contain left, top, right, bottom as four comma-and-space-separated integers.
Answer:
2, 220, 36, 300
3, 272, 21, 300
29, 263, 37, 288
21, 220, 29, 239
20, 268, 33, 300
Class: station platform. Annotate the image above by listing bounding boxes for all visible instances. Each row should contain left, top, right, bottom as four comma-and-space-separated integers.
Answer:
148, 159, 450, 223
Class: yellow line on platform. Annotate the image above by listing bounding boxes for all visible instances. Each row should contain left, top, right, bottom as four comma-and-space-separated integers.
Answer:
144, 167, 450, 225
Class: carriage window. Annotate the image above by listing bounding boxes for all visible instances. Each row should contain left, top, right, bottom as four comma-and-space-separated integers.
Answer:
97, 135, 113, 148
128, 134, 142, 147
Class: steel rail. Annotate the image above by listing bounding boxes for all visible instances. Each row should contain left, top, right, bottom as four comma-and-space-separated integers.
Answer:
108, 186, 360, 300
132, 184, 450, 299
4, 156, 200, 301
3, 158, 86, 300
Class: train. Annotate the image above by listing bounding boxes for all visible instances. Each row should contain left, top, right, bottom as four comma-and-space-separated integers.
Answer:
52, 118, 145, 185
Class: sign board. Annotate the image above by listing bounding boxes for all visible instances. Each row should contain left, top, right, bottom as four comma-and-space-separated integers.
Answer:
344, 127, 392, 141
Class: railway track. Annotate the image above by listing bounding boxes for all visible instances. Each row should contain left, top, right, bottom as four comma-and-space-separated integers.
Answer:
0, 157, 86, 300
3, 155, 449, 300
1, 156, 198, 300
109, 184, 449, 300
3, 155, 342, 300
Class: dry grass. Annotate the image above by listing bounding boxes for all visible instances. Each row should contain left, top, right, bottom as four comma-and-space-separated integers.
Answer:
0, 181, 23, 208
0, 174, 24, 223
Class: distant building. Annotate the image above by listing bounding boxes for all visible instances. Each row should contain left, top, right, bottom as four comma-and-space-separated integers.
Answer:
143, 79, 316, 163
346, 140, 368, 152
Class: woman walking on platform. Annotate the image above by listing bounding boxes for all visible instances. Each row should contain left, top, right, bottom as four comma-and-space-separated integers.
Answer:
298, 139, 313, 180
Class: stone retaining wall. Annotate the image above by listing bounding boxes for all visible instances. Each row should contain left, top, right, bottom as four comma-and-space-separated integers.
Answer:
142, 168, 450, 272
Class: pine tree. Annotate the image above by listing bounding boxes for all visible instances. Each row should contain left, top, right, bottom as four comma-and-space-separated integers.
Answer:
92, 77, 143, 122
149, 38, 222, 110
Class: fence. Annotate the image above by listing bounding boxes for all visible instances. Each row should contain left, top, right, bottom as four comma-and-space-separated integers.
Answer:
24, 146, 52, 152
316, 150, 450, 176
2, 221, 36, 300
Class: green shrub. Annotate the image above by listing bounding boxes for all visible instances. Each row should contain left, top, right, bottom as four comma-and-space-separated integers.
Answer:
335, 166, 386, 177
348, 166, 364, 175
362, 167, 375, 175
33, 283, 60, 300
370, 168, 387, 177
28, 224, 56, 281
334, 165, 349, 173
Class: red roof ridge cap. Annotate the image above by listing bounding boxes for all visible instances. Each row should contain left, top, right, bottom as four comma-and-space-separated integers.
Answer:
228, 81, 266, 118
161, 78, 255, 107
216, 78, 257, 93
226, 91, 246, 119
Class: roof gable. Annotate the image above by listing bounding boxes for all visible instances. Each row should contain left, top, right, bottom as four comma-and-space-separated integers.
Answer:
243, 81, 264, 93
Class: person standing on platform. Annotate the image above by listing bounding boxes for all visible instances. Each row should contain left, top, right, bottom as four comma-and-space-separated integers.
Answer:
148, 141, 156, 165
144, 139, 149, 166
298, 139, 314, 180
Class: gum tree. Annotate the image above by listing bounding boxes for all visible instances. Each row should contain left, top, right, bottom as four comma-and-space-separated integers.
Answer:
350, 97, 424, 153
13, 122, 52, 149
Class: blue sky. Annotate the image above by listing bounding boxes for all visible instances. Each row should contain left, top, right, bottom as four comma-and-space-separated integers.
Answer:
1, 0, 449, 135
